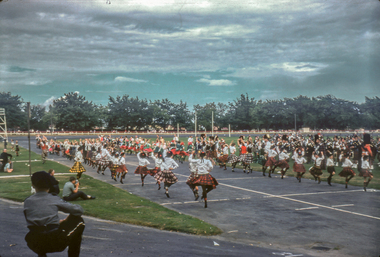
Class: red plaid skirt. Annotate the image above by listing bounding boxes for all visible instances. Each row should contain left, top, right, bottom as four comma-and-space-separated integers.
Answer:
265, 157, 277, 167
339, 167, 356, 177
359, 169, 373, 178
275, 160, 289, 169
187, 174, 218, 189
293, 163, 306, 173
148, 167, 161, 176
218, 154, 229, 163
134, 166, 149, 175
115, 164, 128, 173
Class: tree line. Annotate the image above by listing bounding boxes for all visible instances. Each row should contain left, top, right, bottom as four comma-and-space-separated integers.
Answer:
1, 91, 379, 131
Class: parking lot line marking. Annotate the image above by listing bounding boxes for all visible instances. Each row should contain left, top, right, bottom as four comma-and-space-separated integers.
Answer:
296, 207, 319, 211
218, 183, 380, 221
331, 204, 354, 207
264, 189, 364, 197
83, 235, 113, 241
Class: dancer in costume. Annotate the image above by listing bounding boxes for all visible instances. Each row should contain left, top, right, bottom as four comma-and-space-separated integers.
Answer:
149, 152, 164, 190
263, 145, 277, 177
359, 156, 373, 191
69, 146, 86, 179
292, 150, 307, 182
134, 151, 150, 186
186, 152, 200, 200
338, 152, 356, 189
273, 148, 290, 179
309, 151, 324, 184
227, 141, 239, 172
109, 153, 119, 181
188, 151, 218, 208
218, 143, 229, 170
154, 152, 179, 198
114, 152, 128, 184
241, 141, 255, 174
326, 154, 335, 186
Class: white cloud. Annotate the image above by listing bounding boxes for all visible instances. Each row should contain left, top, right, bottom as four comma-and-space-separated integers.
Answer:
229, 62, 328, 79
43, 96, 56, 107
197, 78, 235, 86
114, 76, 147, 83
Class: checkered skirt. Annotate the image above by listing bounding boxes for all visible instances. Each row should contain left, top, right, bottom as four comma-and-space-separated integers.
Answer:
265, 157, 277, 167
293, 163, 306, 173
359, 169, 373, 178
239, 153, 254, 164
186, 174, 218, 189
154, 169, 178, 185
115, 164, 128, 173
69, 162, 86, 173
338, 167, 356, 177
134, 166, 150, 175
148, 167, 161, 176
227, 154, 239, 163
218, 154, 229, 163
275, 159, 289, 169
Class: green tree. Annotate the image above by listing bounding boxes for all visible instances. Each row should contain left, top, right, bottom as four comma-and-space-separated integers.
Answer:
171, 100, 193, 130
53, 92, 100, 131
0, 92, 26, 130
226, 94, 256, 130
107, 95, 153, 130
360, 96, 380, 129
30, 105, 49, 131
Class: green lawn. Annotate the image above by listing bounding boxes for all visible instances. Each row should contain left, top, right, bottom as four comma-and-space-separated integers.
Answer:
0, 145, 222, 236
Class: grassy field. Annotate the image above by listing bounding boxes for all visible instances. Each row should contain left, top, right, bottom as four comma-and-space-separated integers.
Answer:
0, 145, 222, 236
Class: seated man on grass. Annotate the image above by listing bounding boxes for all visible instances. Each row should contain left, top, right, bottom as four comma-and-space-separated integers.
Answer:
62, 176, 96, 201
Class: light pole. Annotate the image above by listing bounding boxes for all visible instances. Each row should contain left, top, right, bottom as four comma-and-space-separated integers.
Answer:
194, 111, 197, 138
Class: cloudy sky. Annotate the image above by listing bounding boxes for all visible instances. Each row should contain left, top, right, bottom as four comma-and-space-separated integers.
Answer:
0, 0, 379, 108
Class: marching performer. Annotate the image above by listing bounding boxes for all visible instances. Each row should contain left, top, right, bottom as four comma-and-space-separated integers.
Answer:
227, 142, 239, 172
359, 156, 373, 191
149, 152, 164, 190
273, 148, 290, 179
134, 151, 150, 186
263, 145, 278, 178
154, 152, 179, 198
69, 146, 86, 179
115, 152, 128, 184
186, 152, 200, 200
338, 153, 356, 189
292, 150, 307, 182
309, 151, 325, 184
326, 154, 335, 186
188, 151, 218, 208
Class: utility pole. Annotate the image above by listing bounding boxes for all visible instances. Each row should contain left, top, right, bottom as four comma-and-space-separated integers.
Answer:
27, 102, 31, 177
212, 111, 214, 137
229, 124, 231, 137
195, 112, 197, 138
295, 114, 297, 132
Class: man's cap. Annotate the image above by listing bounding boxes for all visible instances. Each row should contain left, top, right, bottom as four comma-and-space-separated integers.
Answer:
31, 171, 51, 189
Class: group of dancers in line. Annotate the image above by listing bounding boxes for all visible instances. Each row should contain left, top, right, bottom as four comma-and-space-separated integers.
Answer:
35, 132, 378, 207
